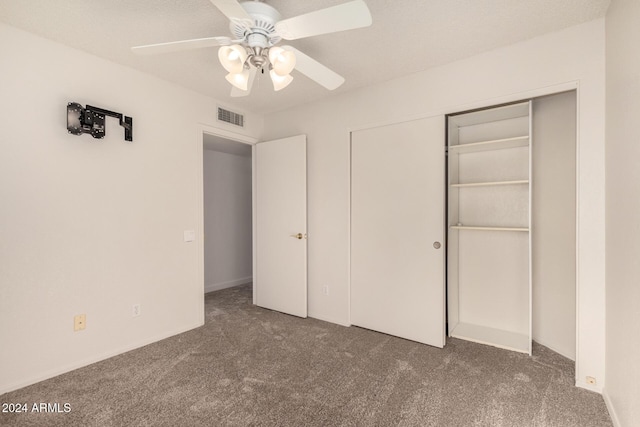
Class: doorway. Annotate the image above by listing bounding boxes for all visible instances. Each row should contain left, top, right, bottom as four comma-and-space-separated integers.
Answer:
198, 129, 308, 318
202, 133, 253, 294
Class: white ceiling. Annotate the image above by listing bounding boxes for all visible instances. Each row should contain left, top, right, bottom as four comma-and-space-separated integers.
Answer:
0, 0, 610, 115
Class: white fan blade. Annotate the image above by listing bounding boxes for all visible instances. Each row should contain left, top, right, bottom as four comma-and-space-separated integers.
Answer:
132, 36, 232, 55
210, 0, 254, 27
282, 46, 345, 90
231, 67, 257, 97
275, 0, 372, 41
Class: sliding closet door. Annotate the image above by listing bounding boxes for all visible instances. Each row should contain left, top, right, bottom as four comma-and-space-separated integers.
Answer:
351, 116, 445, 347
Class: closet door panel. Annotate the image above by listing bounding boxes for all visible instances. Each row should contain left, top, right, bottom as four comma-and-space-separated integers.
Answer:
351, 116, 445, 347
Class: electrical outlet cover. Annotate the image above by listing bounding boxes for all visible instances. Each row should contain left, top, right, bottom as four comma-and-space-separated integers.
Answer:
74, 314, 86, 331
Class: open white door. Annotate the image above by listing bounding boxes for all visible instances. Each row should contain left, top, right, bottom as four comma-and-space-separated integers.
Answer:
254, 135, 307, 318
351, 116, 445, 347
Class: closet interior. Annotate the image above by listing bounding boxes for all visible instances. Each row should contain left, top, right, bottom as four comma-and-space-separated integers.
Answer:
446, 91, 576, 359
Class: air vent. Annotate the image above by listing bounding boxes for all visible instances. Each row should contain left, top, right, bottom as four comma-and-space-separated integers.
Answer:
217, 107, 244, 127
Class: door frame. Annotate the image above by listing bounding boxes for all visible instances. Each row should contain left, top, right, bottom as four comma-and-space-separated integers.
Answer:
196, 123, 258, 304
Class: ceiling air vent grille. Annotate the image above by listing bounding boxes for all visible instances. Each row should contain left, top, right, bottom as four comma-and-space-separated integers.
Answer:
217, 107, 244, 127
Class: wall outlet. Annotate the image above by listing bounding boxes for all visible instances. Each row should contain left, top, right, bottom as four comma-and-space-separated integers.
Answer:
322, 285, 329, 296
74, 314, 86, 331
132, 304, 141, 317
586, 376, 597, 385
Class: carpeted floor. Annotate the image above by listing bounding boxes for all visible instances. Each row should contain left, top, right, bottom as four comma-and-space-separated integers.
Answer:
1, 284, 612, 426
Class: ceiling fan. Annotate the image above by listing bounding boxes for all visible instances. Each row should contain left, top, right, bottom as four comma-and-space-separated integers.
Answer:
131, 0, 372, 97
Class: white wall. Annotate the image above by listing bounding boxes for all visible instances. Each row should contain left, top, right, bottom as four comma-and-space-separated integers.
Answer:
532, 92, 577, 360
203, 149, 252, 292
263, 20, 606, 391
604, 0, 640, 425
0, 23, 262, 394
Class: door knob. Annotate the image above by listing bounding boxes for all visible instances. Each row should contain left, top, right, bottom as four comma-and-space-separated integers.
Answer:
291, 233, 304, 240
433, 241, 441, 249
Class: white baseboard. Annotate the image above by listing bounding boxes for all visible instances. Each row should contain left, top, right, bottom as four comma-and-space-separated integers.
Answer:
575, 379, 603, 394
0, 321, 203, 395
205, 276, 252, 293
531, 337, 575, 361
602, 388, 622, 427
308, 312, 351, 327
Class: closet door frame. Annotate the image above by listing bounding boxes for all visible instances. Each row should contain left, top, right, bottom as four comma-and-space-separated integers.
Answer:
346, 82, 578, 368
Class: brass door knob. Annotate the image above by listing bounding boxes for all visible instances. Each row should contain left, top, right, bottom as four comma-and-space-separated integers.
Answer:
291, 233, 304, 240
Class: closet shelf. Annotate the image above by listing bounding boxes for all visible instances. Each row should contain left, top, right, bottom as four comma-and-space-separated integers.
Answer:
450, 180, 529, 188
450, 225, 529, 232
450, 323, 530, 354
449, 135, 528, 153
447, 100, 532, 355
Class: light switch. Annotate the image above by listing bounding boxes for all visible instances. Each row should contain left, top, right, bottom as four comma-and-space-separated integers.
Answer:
183, 230, 195, 242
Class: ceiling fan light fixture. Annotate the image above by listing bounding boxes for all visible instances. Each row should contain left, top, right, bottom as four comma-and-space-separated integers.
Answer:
268, 47, 296, 76
133, 0, 372, 96
270, 70, 293, 91
218, 45, 248, 74
226, 69, 250, 91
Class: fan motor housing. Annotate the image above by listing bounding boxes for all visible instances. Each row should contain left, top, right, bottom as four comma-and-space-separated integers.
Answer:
231, 1, 282, 46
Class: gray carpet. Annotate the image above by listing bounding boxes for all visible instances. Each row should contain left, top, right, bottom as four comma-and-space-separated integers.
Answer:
1, 284, 612, 426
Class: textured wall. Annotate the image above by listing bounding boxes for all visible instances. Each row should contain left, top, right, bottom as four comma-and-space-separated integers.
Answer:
532, 92, 577, 361
605, 0, 640, 425
0, 23, 261, 393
